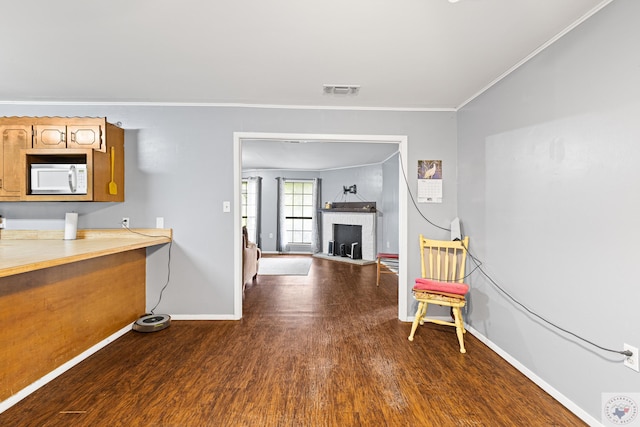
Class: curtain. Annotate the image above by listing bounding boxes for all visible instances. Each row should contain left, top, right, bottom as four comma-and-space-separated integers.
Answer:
311, 178, 321, 253
276, 177, 288, 253
246, 176, 262, 247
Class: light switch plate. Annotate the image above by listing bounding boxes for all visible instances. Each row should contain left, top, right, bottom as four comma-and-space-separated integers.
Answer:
223, 201, 231, 213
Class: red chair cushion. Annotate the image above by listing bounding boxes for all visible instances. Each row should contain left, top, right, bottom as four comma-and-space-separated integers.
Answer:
413, 278, 469, 295
377, 253, 399, 259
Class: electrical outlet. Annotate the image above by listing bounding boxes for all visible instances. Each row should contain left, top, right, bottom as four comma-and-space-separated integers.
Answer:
624, 344, 639, 372
122, 217, 129, 228
156, 217, 164, 228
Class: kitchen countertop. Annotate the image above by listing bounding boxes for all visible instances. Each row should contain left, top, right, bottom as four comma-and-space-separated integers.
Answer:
0, 229, 172, 278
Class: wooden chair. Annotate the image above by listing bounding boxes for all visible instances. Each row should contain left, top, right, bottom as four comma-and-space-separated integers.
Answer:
408, 235, 470, 353
376, 252, 398, 286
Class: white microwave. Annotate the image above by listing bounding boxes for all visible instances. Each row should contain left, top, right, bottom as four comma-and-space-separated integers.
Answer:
30, 164, 88, 195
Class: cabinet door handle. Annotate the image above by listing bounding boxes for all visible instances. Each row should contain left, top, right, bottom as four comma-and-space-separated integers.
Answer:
70, 132, 76, 143
62, 132, 67, 143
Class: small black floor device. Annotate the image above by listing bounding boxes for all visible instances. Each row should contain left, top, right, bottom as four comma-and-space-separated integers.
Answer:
132, 313, 171, 333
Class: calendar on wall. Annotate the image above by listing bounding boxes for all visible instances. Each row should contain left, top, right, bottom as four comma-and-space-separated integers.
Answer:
417, 160, 442, 203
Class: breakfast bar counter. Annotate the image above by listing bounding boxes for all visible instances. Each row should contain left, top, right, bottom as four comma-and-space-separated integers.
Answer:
0, 229, 172, 404
0, 229, 172, 277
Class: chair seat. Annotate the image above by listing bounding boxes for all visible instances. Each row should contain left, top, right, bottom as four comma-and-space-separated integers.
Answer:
413, 278, 469, 295
413, 290, 466, 306
377, 253, 399, 259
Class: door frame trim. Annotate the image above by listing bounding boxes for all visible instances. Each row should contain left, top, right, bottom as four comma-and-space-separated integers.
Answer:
233, 132, 408, 320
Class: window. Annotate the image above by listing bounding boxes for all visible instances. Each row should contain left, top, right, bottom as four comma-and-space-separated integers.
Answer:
241, 180, 249, 227
276, 177, 320, 253
241, 177, 261, 244
283, 180, 314, 244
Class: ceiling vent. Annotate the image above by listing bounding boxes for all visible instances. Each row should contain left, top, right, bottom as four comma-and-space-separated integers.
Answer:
323, 84, 360, 95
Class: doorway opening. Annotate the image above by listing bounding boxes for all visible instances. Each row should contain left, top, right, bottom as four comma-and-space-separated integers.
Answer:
234, 132, 408, 320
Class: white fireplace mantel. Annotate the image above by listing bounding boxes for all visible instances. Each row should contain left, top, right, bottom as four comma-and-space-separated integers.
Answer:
321, 211, 377, 261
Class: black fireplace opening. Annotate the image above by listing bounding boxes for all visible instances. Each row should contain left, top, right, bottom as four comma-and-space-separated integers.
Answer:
331, 224, 362, 259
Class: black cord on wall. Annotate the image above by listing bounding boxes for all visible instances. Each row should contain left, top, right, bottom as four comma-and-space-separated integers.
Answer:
399, 153, 632, 358
121, 221, 173, 315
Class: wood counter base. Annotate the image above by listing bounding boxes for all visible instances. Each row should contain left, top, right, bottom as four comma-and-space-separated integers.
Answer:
0, 229, 172, 406
0, 249, 146, 402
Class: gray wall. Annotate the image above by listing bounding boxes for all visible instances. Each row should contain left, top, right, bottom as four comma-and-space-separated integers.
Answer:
457, 0, 638, 421
0, 105, 457, 319
381, 153, 400, 254
320, 163, 384, 253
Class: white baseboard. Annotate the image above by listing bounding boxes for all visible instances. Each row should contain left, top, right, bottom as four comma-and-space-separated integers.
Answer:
169, 314, 239, 321
0, 323, 132, 414
466, 326, 601, 426
400, 317, 600, 425
261, 251, 312, 255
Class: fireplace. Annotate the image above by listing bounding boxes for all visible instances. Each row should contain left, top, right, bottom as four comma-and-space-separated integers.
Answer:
331, 224, 362, 259
321, 211, 376, 261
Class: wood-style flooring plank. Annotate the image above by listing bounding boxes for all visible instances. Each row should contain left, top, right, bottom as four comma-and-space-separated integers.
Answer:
0, 255, 586, 426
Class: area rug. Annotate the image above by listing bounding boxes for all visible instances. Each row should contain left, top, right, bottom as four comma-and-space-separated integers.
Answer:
312, 253, 376, 266
381, 258, 399, 273
259, 257, 312, 276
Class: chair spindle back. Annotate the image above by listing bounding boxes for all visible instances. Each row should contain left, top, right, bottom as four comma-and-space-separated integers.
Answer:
419, 235, 469, 283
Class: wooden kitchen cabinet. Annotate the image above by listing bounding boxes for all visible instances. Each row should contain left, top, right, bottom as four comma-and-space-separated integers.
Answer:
34, 123, 102, 151
0, 124, 32, 200
0, 117, 124, 202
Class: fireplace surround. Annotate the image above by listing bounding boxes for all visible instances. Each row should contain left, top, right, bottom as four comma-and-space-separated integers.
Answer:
321, 210, 376, 261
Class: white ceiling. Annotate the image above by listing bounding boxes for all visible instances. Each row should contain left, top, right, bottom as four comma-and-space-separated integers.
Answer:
242, 139, 400, 171
0, 0, 612, 169
0, 0, 610, 110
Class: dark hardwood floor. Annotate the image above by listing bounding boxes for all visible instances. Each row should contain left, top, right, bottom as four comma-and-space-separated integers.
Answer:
0, 255, 586, 426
